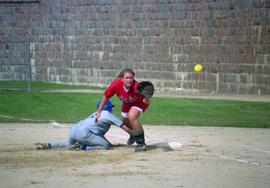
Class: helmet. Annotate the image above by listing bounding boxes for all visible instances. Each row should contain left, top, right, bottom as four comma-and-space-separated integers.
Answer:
96, 100, 115, 112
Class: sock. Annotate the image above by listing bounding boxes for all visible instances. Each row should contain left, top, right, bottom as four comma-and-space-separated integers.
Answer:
133, 133, 145, 145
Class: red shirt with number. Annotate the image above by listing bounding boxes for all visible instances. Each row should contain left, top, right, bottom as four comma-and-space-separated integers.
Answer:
104, 79, 149, 114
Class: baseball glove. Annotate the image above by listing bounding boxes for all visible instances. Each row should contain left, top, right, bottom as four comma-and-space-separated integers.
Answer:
136, 81, 155, 98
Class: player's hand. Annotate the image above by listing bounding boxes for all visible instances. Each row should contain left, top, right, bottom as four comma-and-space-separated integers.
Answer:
95, 112, 101, 123
143, 97, 151, 104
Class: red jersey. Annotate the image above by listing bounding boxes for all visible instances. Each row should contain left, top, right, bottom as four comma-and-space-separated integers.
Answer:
104, 79, 149, 113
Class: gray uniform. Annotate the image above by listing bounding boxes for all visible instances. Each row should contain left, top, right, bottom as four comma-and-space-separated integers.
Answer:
49, 111, 123, 150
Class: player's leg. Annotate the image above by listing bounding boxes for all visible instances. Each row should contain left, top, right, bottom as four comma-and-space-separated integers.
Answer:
127, 107, 146, 152
36, 134, 75, 150
36, 139, 74, 150
128, 107, 144, 134
121, 116, 136, 145
80, 133, 111, 150
45, 124, 86, 150
121, 103, 136, 145
48, 139, 73, 148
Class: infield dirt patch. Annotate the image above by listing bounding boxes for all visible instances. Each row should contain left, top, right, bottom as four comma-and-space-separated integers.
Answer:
0, 123, 269, 188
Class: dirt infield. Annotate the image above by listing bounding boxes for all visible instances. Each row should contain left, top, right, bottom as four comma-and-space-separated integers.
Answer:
0, 123, 269, 188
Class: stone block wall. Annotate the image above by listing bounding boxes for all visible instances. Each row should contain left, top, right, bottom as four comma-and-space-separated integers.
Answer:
0, 0, 269, 94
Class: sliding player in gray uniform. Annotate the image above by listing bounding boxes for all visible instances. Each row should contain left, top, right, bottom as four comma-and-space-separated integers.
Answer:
36, 100, 131, 150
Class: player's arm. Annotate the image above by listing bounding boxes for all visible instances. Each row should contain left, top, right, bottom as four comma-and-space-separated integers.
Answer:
106, 112, 132, 134
120, 124, 132, 134
95, 95, 108, 122
95, 81, 117, 122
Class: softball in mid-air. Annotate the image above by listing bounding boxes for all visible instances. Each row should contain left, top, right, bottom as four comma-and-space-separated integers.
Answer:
194, 64, 203, 72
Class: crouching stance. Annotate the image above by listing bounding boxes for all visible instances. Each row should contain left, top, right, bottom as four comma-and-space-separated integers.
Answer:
36, 100, 131, 150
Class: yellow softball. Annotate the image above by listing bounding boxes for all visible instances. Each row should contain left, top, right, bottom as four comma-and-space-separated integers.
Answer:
194, 64, 203, 72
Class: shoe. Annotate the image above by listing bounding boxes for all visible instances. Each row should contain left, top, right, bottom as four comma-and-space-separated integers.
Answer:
135, 143, 146, 152
36, 143, 51, 150
127, 135, 135, 145
68, 142, 81, 151
74, 142, 81, 151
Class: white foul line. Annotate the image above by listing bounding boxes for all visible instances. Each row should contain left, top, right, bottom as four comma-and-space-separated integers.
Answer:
219, 155, 248, 163
0, 114, 67, 128
49, 121, 67, 127
252, 149, 270, 155
201, 151, 270, 168
219, 155, 270, 168
0, 114, 45, 122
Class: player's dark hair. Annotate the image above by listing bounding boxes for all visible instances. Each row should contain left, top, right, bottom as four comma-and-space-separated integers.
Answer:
116, 68, 135, 78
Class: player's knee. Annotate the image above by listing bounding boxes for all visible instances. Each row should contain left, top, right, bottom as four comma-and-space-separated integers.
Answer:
128, 108, 141, 120
128, 113, 137, 122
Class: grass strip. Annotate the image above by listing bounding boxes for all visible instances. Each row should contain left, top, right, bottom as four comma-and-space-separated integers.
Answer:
0, 92, 269, 128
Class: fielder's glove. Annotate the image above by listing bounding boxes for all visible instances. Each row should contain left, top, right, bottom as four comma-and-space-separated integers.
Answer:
136, 81, 154, 99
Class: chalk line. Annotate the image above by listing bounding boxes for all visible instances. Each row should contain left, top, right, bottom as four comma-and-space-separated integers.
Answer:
251, 149, 270, 155
0, 114, 45, 122
49, 120, 67, 127
0, 114, 67, 128
202, 151, 270, 168
218, 155, 270, 168
219, 155, 249, 163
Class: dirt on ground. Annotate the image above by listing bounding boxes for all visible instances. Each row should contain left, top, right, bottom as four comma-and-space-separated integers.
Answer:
0, 123, 269, 188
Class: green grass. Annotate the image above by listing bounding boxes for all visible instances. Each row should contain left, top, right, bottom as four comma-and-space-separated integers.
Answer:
0, 80, 104, 91
0, 92, 269, 128
0, 92, 103, 123
142, 98, 270, 128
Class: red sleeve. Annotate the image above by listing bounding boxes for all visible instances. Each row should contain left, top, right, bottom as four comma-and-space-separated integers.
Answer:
104, 79, 121, 98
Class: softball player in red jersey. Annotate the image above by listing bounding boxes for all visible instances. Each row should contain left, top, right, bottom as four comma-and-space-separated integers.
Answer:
95, 68, 151, 152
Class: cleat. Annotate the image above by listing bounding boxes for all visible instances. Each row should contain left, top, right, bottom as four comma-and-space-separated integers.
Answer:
68, 142, 81, 151
74, 142, 81, 151
135, 143, 146, 152
127, 135, 135, 145
36, 143, 51, 150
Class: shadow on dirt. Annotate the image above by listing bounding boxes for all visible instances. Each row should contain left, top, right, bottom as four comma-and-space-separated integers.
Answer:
146, 142, 174, 151
112, 142, 175, 152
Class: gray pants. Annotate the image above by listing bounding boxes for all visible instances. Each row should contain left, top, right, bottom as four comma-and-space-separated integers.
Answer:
49, 126, 111, 150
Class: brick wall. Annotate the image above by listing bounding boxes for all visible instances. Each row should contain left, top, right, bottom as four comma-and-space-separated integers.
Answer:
0, 0, 269, 94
